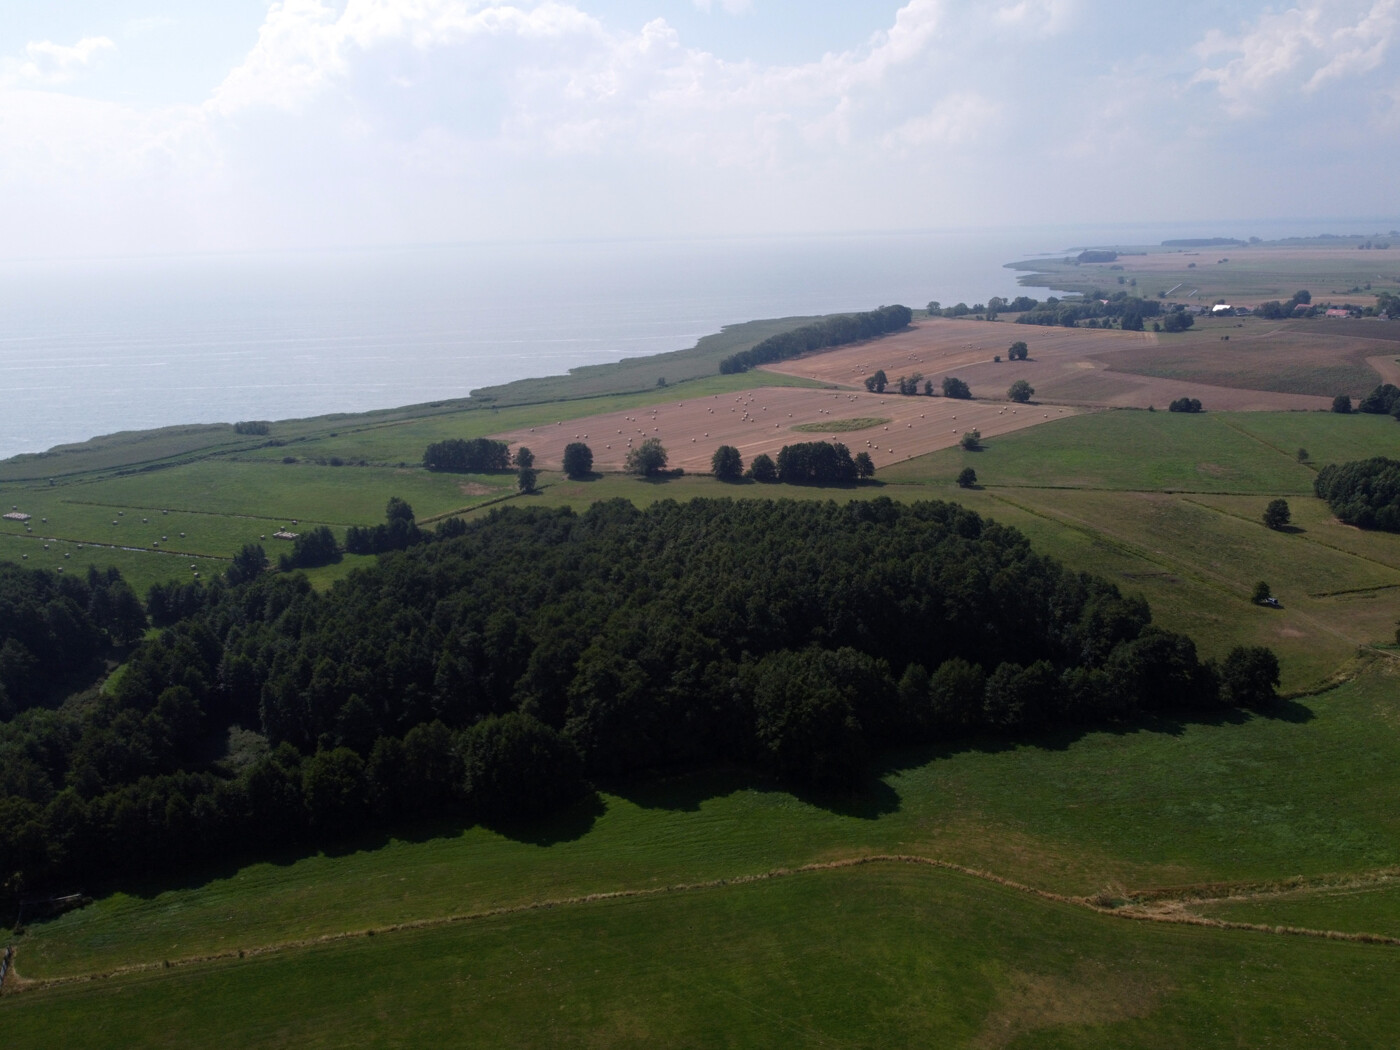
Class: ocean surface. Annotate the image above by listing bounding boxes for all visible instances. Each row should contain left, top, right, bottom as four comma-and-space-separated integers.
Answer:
0, 220, 1390, 461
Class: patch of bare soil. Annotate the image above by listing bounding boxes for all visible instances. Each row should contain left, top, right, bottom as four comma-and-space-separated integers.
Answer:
973, 962, 1163, 1048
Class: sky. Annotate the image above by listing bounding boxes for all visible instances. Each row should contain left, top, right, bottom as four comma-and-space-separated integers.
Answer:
2, 0, 1398, 259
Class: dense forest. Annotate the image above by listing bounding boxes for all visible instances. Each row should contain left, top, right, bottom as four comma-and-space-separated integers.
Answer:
0, 498, 1279, 897
1314, 457, 1400, 530
718, 305, 912, 374
0, 564, 146, 720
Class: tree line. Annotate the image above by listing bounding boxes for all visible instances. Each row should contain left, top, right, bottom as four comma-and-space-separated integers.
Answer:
423, 437, 512, 473
1015, 292, 1163, 331
719, 306, 913, 375
0, 497, 1280, 896
1314, 457, 1400, 531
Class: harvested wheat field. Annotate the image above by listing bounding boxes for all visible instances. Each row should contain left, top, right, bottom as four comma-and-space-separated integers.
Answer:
761, 318, 1335, 411
494, 385, 1080, 473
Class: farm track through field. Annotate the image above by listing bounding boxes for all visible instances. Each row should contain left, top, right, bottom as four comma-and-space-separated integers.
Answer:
10, 855, 1400, 995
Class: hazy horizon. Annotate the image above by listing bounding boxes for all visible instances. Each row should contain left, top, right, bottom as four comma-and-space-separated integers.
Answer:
3, 1, 1398, 261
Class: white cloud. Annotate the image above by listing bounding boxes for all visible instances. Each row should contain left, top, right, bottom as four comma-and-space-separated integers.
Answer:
993, 0, 1075, 33
884, 91, 999, 152
0, 36, 115, 87
692, 0, 754, 12
0, 1, 1394, 258
1192, 0, 1399, 115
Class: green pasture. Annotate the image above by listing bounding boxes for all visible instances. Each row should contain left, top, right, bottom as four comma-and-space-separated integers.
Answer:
0, 534, 223, 595
1, 493, 320, 556
881, 410, 1323, 493
19, 665, 1400, 983
10, 864, 1400, 1050
792, 416, 889, 433
65, 461, 511, 525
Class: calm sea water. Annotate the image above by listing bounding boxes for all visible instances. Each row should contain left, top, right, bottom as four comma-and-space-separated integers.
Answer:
0, 221, 1389, 460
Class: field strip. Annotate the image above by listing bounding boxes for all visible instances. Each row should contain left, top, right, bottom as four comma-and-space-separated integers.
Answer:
984, 491, 1238, 599
1217, 419, 1315, 464
0, 534, 228, 561
1177, 496, 1400, 578
11, 855, 1400, 994
57, 499, 353, 526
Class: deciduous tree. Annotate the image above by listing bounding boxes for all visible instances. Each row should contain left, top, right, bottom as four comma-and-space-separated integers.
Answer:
1262, 499, 1290, 530
625, 438, 668, 476
562, 442, 593, 478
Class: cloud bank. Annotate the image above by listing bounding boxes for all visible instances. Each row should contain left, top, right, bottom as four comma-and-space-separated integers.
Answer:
0, 0, 1396, 258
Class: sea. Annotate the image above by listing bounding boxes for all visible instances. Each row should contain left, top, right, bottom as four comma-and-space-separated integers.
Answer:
1, 219, 1393, 462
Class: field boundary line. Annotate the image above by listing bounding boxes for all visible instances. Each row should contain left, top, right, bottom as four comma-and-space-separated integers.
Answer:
12, 855, 1400, 995
985, 491, 1243, 601
1217, 418, 1318, 466
1177, 496, 1400, 578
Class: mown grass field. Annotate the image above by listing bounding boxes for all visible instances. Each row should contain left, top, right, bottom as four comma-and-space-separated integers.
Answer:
11, 863, 1400, 1050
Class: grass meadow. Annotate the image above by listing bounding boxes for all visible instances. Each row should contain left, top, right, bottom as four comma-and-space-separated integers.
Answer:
10, 864, 1400, 1049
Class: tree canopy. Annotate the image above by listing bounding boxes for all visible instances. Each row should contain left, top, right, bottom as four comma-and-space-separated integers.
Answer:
562, 442, 593, 478
1262, 499, 1290, 531
719, 306, 912, 374
625, 438, 669, 476
423, 438, 511, 473
711, 445, 744, 480
1315, 457, 1400, 530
